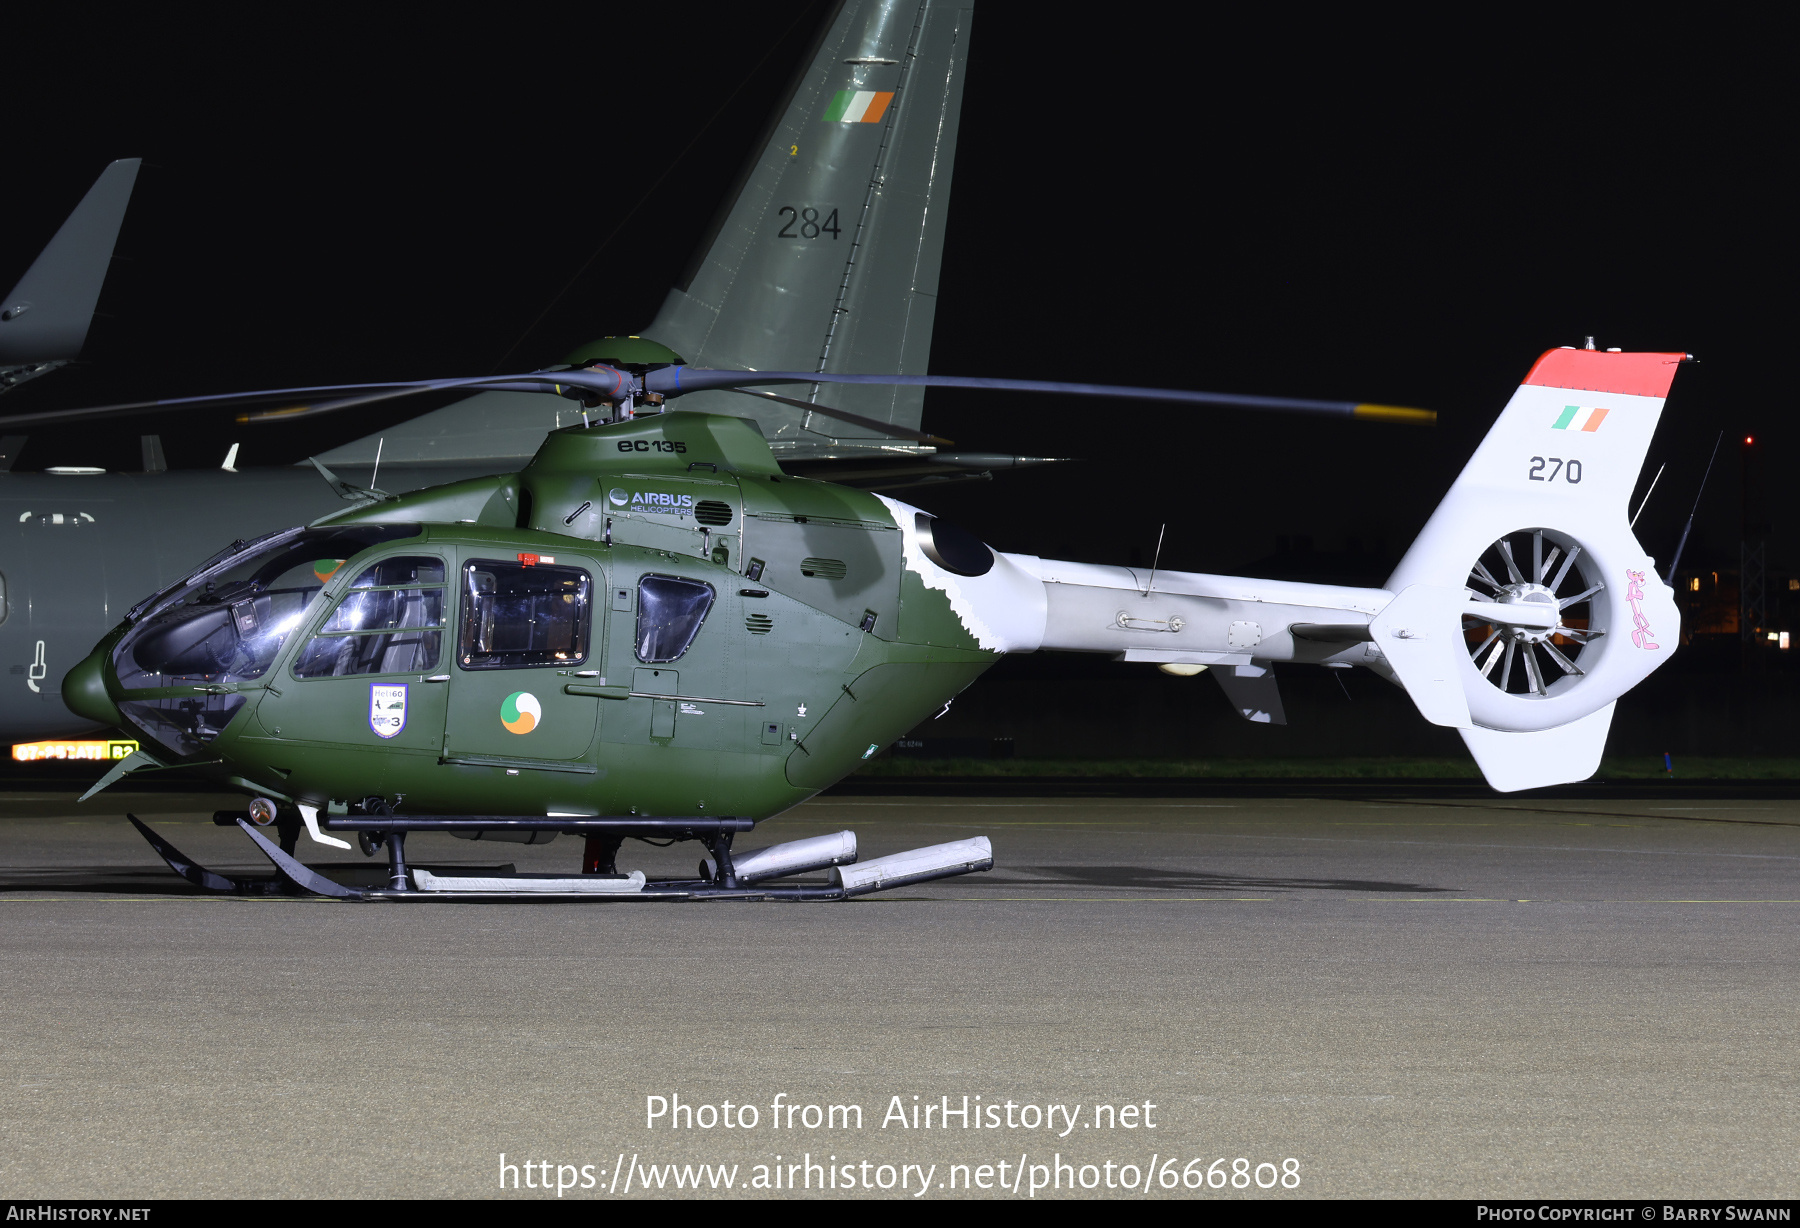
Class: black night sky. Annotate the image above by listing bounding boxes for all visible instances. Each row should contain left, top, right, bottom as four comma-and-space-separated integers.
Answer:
1, 5, 1787, 586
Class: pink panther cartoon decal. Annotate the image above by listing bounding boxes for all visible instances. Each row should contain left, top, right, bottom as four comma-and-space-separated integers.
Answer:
1625, 569, 1659, 650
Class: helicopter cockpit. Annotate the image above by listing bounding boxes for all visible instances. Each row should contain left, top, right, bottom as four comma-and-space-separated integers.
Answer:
110, 524, 421, 756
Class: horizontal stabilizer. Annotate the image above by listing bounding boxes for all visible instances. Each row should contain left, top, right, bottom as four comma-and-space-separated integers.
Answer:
1368, 584, 1473, 728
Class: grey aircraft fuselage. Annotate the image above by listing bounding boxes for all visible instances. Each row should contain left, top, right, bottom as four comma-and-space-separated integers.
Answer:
0, 461, 500, 740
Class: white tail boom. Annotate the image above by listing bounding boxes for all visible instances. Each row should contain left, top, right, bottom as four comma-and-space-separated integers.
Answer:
884, 347, 1689, 793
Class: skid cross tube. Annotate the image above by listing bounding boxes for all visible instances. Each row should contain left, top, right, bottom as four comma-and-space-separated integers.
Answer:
700, 831, 739, 888
583, 834, 624, 875
386, 829, 410, 892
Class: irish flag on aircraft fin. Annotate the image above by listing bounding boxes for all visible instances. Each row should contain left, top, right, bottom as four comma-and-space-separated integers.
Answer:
1552, 405, 1610, 432
824, 90, 895, 123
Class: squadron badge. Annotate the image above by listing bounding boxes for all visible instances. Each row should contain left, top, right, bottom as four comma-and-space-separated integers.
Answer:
370, 683, 408, 739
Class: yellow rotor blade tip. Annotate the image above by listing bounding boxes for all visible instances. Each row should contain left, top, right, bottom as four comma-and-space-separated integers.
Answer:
238, 405, 312, 423
1353, 403, 1436, 424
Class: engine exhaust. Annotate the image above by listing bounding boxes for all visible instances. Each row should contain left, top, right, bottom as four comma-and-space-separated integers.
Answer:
704, 830, 858, 883
830, 837, 993, 897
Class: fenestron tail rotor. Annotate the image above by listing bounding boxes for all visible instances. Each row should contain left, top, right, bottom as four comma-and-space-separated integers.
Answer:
1462, 528, 1604, 698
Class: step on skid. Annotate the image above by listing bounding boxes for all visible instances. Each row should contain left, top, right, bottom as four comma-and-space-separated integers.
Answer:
123, 813, 993, 902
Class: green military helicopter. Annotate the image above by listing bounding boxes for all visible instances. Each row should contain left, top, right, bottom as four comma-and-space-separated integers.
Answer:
36, 0, 1690, 899
58, 337, 1442, 901
58, 338, 1690, 901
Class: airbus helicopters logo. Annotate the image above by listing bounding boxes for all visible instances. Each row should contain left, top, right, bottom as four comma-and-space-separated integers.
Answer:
501, 692, 542, 735
609, 487, 696, 517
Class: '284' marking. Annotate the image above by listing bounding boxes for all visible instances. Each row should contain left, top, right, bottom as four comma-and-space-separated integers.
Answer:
777, 206, 841, 239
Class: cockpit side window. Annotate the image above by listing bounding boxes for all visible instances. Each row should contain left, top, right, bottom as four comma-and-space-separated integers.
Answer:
635, 574, 715, 663
120, 555, 342, 688
107, 524, 422, 759
113, 525, 423, 689
293, 555, 449, 679
457, 560, 591, 670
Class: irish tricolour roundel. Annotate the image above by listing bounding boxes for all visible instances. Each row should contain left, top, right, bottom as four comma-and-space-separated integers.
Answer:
501, 692, 541, 735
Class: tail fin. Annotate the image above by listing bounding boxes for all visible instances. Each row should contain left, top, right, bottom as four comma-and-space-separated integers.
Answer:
0, 158, 141, 370
1375, 347, 1687, 790
320, 0, 973, 470
643, 0, 973, 455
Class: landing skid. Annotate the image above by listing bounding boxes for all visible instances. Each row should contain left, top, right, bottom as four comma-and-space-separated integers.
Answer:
123, 813, 993, 902
127, 814, 289, 896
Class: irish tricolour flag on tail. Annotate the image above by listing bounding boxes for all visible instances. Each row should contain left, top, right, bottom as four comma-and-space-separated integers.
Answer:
1552, 404, 1611, 432
823, 89, 894, 123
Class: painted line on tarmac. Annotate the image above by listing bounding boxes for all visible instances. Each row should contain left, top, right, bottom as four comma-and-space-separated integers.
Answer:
1012, 827, 1800, 861
804, 801, 1244, 809
887, 820, 1238, 830
1365, 897, 1800, 904
1376, 798, 1800, 829
857, 895, 1800, 904
1260, 835, 1800, 860
811, 800, 1792, 834
862, 819, 1800, 861
0, 894, 1279, 906
859, 896, 1274, 903
0, 889, 331, 900
897, 896, 1800, 905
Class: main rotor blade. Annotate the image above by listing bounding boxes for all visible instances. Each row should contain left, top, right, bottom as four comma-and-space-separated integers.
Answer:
0, 373, 607, 428
3, 362, 1433, 431
651, 368, 1435, 423
0, 380, 435, 428
234, 378, 589, 423
719, 387, 953, 446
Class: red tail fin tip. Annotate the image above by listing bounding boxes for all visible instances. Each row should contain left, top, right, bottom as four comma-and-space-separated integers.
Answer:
1522, 349, 1686, 399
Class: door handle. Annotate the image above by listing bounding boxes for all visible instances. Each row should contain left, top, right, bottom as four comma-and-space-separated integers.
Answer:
565, 684, 630, 699
421, 675, 450, 683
